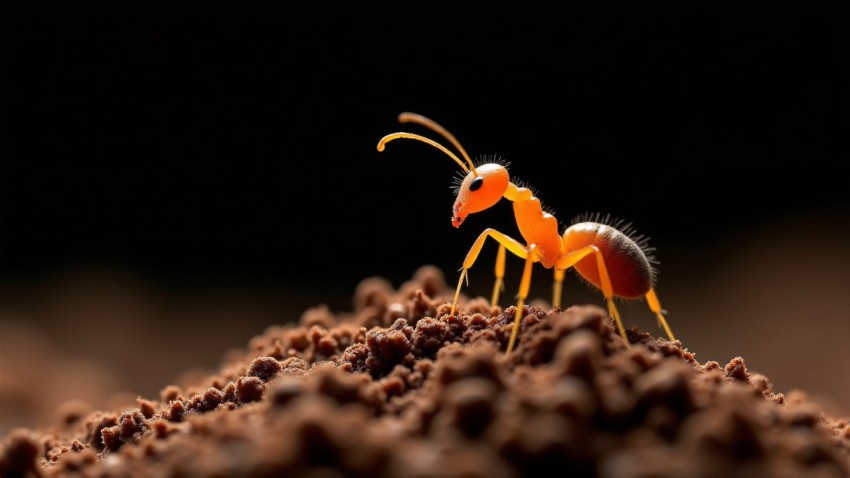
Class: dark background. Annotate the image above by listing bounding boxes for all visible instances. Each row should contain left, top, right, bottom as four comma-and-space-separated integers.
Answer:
2, 6, 848, 433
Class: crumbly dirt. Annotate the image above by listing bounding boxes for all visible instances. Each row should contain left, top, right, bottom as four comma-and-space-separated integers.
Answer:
2, 266, 848, 477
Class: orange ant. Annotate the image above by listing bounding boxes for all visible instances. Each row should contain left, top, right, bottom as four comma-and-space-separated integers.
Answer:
377, 113, 676, 353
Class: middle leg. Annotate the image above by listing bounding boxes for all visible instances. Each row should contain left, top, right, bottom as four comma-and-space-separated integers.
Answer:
553, 268, 566, 308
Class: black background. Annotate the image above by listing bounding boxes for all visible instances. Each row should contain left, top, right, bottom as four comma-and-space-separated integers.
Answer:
3, 6, 847, 291
1, 6, 849, 428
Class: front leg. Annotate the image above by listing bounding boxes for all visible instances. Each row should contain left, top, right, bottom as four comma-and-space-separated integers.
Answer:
506, 244, 538, 354
450, 228, 529, 316
491, 244, 507, 307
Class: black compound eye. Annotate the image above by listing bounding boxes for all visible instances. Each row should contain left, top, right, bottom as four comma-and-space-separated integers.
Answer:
469, 176, 484, 192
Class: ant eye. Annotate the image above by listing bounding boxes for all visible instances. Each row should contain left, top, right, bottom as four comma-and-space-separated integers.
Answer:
469, 177, 484, 192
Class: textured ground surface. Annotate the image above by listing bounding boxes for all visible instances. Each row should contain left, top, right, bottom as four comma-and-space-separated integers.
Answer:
2, 266, 849, 477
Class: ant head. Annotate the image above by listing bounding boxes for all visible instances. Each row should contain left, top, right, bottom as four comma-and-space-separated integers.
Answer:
377, 113, 510, 229
452, 163, 509, 228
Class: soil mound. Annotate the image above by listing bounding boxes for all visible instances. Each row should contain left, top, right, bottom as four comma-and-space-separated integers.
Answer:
2, 266, 848, 477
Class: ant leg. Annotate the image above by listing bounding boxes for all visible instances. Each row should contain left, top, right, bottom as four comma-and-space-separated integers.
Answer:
646, 288, 676, 341
553, 268, 566, 308
491, 244, 507, 306
451, 269, 469, 316
507, 244, 537, 354
450, 229, 529, 316
555, 246, 630, 346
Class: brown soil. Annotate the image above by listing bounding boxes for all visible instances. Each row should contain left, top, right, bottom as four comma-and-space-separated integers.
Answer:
1, 266, 849, 478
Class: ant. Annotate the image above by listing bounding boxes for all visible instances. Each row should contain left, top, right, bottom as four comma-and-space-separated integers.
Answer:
377, 113, 676, 353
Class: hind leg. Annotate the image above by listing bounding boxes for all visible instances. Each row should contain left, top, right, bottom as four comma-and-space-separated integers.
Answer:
555, 245, 629, 346
645, 288, 676, 341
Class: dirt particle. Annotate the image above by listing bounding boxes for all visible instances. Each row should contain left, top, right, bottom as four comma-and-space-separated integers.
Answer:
0, 430, 41, 478
438, 378, 498, 439
137, 397, 158, 419
724, 357, 750, 382
248, 356, 283, 382
236, 376, 265, 403
270, 376, 307, 407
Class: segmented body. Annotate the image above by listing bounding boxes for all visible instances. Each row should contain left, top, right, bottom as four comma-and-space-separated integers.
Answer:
512, 195, 654, 299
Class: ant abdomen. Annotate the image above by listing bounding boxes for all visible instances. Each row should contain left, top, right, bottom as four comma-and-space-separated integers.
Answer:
562, 222, 655, 299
